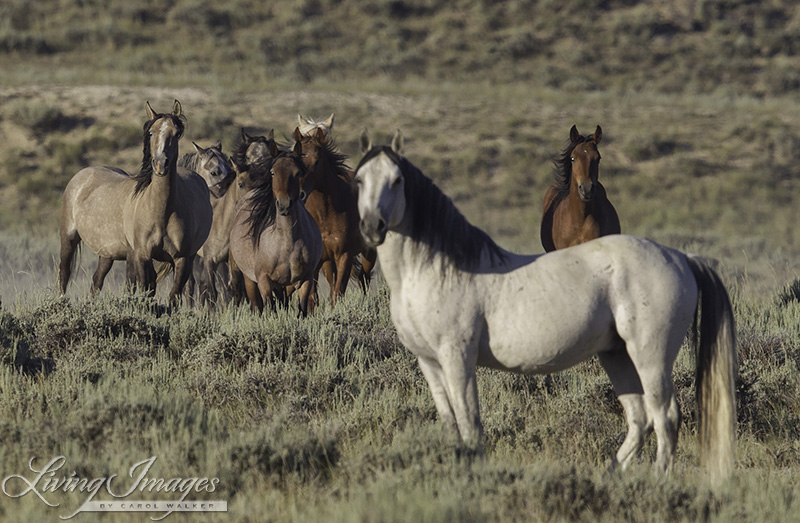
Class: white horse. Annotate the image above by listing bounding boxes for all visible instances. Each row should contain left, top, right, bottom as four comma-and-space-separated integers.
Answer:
355, 130, 737, 482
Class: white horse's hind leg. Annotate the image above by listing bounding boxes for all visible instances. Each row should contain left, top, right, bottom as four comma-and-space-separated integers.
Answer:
417, 356, 458, 440
641, 374, 680, 474
598, 350, 652, 470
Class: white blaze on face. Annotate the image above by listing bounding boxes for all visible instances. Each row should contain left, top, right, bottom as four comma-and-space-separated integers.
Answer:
357, 152, 405, 235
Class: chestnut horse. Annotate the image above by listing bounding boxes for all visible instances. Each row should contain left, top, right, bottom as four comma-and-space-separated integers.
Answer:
59, 100, 212, 303
297, 128, 377, 306
540, 125, 620, 252
229, 141, 321, 316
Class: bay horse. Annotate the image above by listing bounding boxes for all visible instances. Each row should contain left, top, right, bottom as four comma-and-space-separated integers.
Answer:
356, 130, 736, 483
540, 125, 620, 252
296, 128, 377, 306
59, 100, 212, 303
229, 140, 321, 316
177, 141, 236, 306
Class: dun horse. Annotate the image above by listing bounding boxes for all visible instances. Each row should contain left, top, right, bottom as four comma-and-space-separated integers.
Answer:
178, 141, 236, 306
229, 139, 321, 316
297, 128, 377, 306
298, 113, 334, 140
356, 130, 736, 483
540, 125, 620, 252
59, 100, 212, 303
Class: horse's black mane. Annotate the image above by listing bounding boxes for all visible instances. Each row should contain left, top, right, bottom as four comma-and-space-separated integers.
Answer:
131, 113, 185, 195
244, 151, 305, 245
357, 146, 507, 271
549, 131, 592, 209
232, 132, 279, 172
303, 135, 352, 182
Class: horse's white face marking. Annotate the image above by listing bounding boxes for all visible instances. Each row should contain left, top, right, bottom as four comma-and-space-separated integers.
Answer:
356, 152, 405, 247
150, 117, 181, 176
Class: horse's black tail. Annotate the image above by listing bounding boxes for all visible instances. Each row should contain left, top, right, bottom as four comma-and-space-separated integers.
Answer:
686, 255, 737, 485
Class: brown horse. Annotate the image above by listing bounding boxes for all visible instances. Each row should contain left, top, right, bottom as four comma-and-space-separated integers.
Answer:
540, 125, 620, 252
229, 141, 321, 316
296, 128, 377, 306
178, 141, 236, 306
59, 100, 212, 303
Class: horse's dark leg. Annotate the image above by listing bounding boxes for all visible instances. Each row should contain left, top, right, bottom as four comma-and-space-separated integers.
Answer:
229, 253, 245, 306
332, 254, 354, 305
170, 256, 194, 306
203, 258, 220, 307
296, 280, 313, 318
320, 259, 337, 305
91, 257, 114, 294
133, 256, 157, 297
243, 276, 263, 313
359, 248, 377, 294
58, 232, 81, 294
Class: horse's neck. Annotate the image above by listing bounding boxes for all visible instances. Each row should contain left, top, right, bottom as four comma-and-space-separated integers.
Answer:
139, 170, 176, 219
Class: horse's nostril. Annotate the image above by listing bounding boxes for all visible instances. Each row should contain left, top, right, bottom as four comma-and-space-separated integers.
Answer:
377, 219, 387, 233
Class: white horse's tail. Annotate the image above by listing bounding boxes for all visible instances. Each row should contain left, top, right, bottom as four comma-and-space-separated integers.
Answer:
686, 255, 737, 484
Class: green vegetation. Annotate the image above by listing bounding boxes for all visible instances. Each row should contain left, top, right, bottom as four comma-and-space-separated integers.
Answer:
0, 0, 799, 520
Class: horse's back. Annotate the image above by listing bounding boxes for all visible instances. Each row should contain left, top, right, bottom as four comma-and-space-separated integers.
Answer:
61, 166, 134, 258
479, 235, 696, 372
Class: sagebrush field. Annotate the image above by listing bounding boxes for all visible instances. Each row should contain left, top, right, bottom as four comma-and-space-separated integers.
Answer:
1, 1, 799, 521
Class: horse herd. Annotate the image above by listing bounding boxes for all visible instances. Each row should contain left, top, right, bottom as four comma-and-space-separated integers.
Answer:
57, 100, 737, 483
57, 99, 616, 314
58, 101, 377, 314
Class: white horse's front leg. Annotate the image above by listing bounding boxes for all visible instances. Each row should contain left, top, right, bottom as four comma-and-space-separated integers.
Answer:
417, 356, 458, 439
437, 344, 483, 450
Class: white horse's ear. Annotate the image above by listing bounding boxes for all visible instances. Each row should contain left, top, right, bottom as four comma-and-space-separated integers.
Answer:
145, 101, 157, 121
172, 99, 182, 118
359, 128, 371, 155
391, 129, 404, 155
592, 125, 602, 144
298, 114, 306, 126
213, 140, 222, 150
324, 113, 334, 130
192, 141, 204, 154
569, 124, 580, 143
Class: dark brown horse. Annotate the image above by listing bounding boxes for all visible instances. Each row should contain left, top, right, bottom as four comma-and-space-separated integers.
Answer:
296, 128, 377, 306
540, 125, 620, 252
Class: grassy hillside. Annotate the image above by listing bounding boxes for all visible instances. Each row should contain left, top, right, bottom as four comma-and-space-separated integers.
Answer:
1, 0, 799, 96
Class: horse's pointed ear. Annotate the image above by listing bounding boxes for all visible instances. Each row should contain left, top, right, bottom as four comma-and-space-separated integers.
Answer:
241, 128, 250, 142
213, 140, 222, 150
192, 141, 204, 154
145, 101, 156, 121
269, 139, 280, 158
324, 113, 334, 130
391, 129, 404, 155
359, 128, 371, 155
592, 125, 602, 144
172, 99, 182, 118
569, 125, 580, 143
298, 114, 306, 126
293, 138, 303, 157
314, 127, 326, 143
267, 129, 275, 141
293, 127, 303, 142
